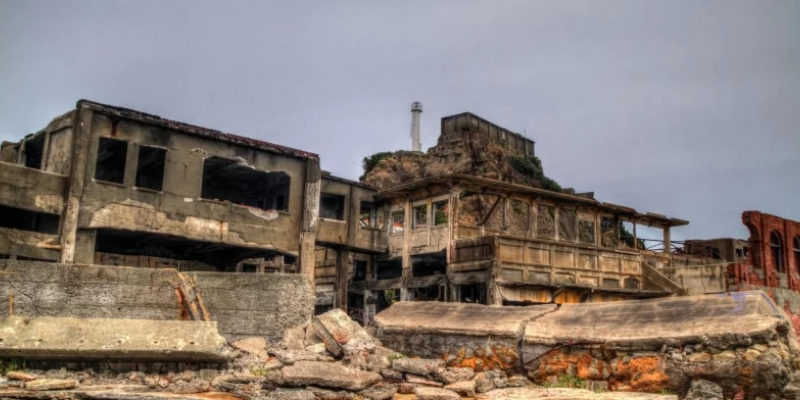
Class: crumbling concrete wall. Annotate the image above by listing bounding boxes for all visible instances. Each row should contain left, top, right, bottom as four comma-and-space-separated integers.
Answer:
374, 301, 557, 371
0, 260, 313, 341
375, 292, 799, 398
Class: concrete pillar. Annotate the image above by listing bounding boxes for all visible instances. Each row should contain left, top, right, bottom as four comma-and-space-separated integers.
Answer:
336, 249, 350, 312
299, 159, 321, 290
400, 197, 412, 301
72, 229, 97, 264
664, 227, 672, 255
59, 107, 94, 264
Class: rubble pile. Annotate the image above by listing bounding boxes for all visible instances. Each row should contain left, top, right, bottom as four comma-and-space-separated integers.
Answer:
0, 309, 538, 400
360, 135, 559, 191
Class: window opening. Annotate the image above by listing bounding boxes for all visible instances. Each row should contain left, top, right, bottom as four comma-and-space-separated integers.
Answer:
391, 211, 404, 234
320, 193, 345, 220
201, 156, 290, 211
23, 134, 45, 169
771, 231, 784, 273
135, 146, 167, 191
433, 201, 449, 227
359, 202, 377, 228
95, 137, 128, 184
412, 204, 428, 230
0, 204, 60, 234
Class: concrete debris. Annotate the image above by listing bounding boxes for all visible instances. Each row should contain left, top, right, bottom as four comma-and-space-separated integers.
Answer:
357, 382, 398, 400
405, 374, 443, 388
281, 361, 381, 391
391, 358, 445, 378
24, 379, 78, 391
6, 372, 36, 382
307, 385, 357, 399
434, 367, 474, 384
443, 379, 476, 397
231, 337, 268, 359
312, 308, 374, 358
412, 386, 460, 400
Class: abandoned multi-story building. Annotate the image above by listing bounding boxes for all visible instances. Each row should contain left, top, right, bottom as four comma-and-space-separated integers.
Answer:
0, 100, 322, 283
0, 100, 739, 327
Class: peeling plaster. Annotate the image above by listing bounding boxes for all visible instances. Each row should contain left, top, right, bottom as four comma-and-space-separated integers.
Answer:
34, 195, 64, 214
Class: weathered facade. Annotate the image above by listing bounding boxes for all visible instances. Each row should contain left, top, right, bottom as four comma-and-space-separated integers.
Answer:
0, 102, 732, 327
0, 100, 321, 279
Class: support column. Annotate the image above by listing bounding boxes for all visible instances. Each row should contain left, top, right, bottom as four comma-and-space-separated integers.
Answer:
336, 249, 350, 312
400, 197, 412, 301
73, 229, 97, 264
299, 158, 321, 291
664, 226, 672, 255
59, 106, 94, 264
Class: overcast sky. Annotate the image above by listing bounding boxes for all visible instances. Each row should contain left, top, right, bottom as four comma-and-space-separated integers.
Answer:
1, 1, 798, 241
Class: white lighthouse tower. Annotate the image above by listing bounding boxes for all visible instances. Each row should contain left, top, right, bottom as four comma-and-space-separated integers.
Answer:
410, 102, 423, 152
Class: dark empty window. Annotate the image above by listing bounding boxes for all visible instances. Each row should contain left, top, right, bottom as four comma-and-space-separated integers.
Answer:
0, 204, 59, 234
736, 249, 743, 258
241, 263, 258, 273
794, 237, 800, 274
376, 259, 402, 280
95, 138, 128, 184
353, 260, 367, 281
201, 156, 290, 211
320, 193, 345, 220
135, 146, 167, 191
771, 231, 784, 273
459, 284, 486, 304
23, 134, 45, 169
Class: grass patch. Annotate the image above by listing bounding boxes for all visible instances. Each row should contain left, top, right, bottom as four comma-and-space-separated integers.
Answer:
0, 359, 27, 375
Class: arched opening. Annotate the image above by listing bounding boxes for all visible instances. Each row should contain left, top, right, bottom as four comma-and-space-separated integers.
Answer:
771, 231, 784, 273
794, 236, 800, 274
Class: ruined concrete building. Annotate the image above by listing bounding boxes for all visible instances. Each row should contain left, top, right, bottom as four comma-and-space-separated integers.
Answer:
0, 100, 321, 282
0, 100, 770, 327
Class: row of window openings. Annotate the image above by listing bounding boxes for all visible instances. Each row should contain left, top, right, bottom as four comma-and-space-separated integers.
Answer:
95, 137, 290, 212
390, 202, 449, 234
769, 232, 800, 274
318, 195, 450, 233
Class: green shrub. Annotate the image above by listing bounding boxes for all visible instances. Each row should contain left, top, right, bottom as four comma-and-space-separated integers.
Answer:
510, 156, 562, 192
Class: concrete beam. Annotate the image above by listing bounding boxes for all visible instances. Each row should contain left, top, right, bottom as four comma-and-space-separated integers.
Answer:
0, 316, 230, 362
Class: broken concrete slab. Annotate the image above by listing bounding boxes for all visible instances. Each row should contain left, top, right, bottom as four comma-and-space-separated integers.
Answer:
358, 382, 398, 400
24, 380, 78, 391
280, 361, 381, 391
6, 372, 36, 382
391, 358, 444, 378
412, 387, 460, 400
0, 316, 230, 362
230, 337, 267, 359
523, 292, 788, 350
374, 302, 556, 370
312, 308, 373, 358
443, 380, 476, 397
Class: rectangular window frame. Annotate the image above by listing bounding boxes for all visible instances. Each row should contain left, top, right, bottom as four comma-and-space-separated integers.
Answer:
94, 137, 128, 185
412, 204, 428, 230
433, 200, 449, 227
134, 145, 167, 192
319, 193, 346, 221
390, 210, 405, 234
